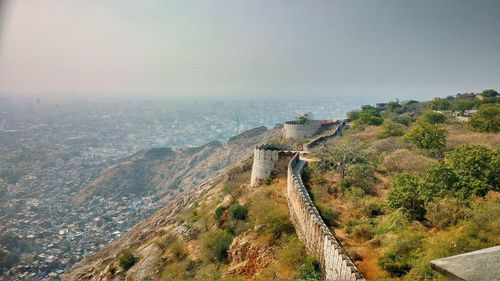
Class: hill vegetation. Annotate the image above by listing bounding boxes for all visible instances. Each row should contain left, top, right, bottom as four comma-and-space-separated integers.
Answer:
309, 90, 499, 280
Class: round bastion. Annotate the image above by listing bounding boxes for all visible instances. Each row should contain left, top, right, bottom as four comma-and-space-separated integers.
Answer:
283, 120, 323, 141
250, 143, 295, 186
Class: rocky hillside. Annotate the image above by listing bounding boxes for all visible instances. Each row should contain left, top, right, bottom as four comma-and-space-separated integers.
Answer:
75, 126, 279, 205
62, 159, 320, 281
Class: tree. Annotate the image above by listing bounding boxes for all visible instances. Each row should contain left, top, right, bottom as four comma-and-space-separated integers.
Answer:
468, 104, 499, 133
481, 89, 499, 97
420, 163, 458, 202
451, 100, 476, 114
317, 141, 366, 177
403, 122, 447, 151
428, 98, 451, 111
421, 111, 446, 124
295, 112, 313, 124
387, 174, 426, 220
445, 145, 492, 180
387, 101, 401, 112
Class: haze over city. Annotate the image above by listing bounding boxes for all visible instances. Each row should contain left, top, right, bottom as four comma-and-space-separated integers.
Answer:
1, 0, 500, 100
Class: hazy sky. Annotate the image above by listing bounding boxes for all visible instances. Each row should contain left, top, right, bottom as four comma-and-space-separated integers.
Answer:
0, 0, 499, 100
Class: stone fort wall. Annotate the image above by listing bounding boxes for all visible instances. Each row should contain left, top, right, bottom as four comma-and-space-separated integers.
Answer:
287, 153, 365, 281
250, 143, 295, 186
283, 120, 323, 141
306, 120, 347, 150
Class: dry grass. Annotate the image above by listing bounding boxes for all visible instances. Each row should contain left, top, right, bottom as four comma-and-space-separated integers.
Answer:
382, 149, 437, 176
445, 121, 500, 149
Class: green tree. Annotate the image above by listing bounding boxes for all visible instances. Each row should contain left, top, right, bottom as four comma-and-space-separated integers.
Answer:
446, 145, 492, 180
420, 163, 458, 202
428, 98, 451, 111
451, 100, 476, 114
403, 122, 447, 151
387, 101, 401, 112
387, 174, 426, 220
481, 89, 499, 97
421, 111, 446, 124
468, 104, 500, 132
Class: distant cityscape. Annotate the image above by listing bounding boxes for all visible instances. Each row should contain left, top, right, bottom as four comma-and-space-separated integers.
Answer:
0, 96, 359, 280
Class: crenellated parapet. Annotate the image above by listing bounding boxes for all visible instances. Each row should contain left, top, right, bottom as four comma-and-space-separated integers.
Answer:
250, 143, 295, 186
287, 153, 365, 280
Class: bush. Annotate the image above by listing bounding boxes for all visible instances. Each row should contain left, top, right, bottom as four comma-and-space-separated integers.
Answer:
297, 256, 322, 281
363, 199, 385, 217
387, 174, 426, 220
346, 163, 376, 191
118, 250, 139, 271
170, 240, 187, 261
214, 206, 225, 225
421, 111, 446, 124
379, 231, 424, 277
317, 140, 366, 177
425, 197, 463, 229
201, 230, 233, 262
428, 98, 451, 111
351, 223, 375, 241
349, 105, 384, 126
278, 236, 307, 268
382, 149, 437, 176
228, 203, 248, 221
403, 122, 447, 152
379, 121, 404, 138
263, 214, 295, 240
316, 204, 339, 227
419, 163, 459, 202
446, 144, 494, 180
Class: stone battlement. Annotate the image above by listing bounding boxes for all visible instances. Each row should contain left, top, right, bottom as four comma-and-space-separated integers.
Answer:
250, 143, 295, 186
250, 120, 365, 280
287, 154, 365, 280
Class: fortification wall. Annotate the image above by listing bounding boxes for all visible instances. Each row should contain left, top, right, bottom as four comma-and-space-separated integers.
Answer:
250, 143, 295, 186
287, 153, 365, 281
306, 120, 347, 150
283, 120, 323, 140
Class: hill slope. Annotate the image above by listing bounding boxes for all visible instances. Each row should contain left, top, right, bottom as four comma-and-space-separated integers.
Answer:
75, 126, 278, 205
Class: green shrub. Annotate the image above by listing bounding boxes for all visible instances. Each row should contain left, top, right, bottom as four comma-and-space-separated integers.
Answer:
278, 236, 307, 268
351, 223, 375, 241
403, 122, 447, 152
421, 111, 446, 124
201, 230, 233, 262
346, 163, 376, 191
379, 231, 424, 277
264, 214, 295, 241
228, 203, 248, 221
214, 206, 225, 225
317, 206, 339, 227
428, 98, 451, 111
363, 199, 385, 217
118, 250, 139, 271
297, 256, 322, 281
374, 210, 409, 235
379, 121, 404, 138
425, 197, 463, 229
387, 174, 426, 220
170, 240, 186, 261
